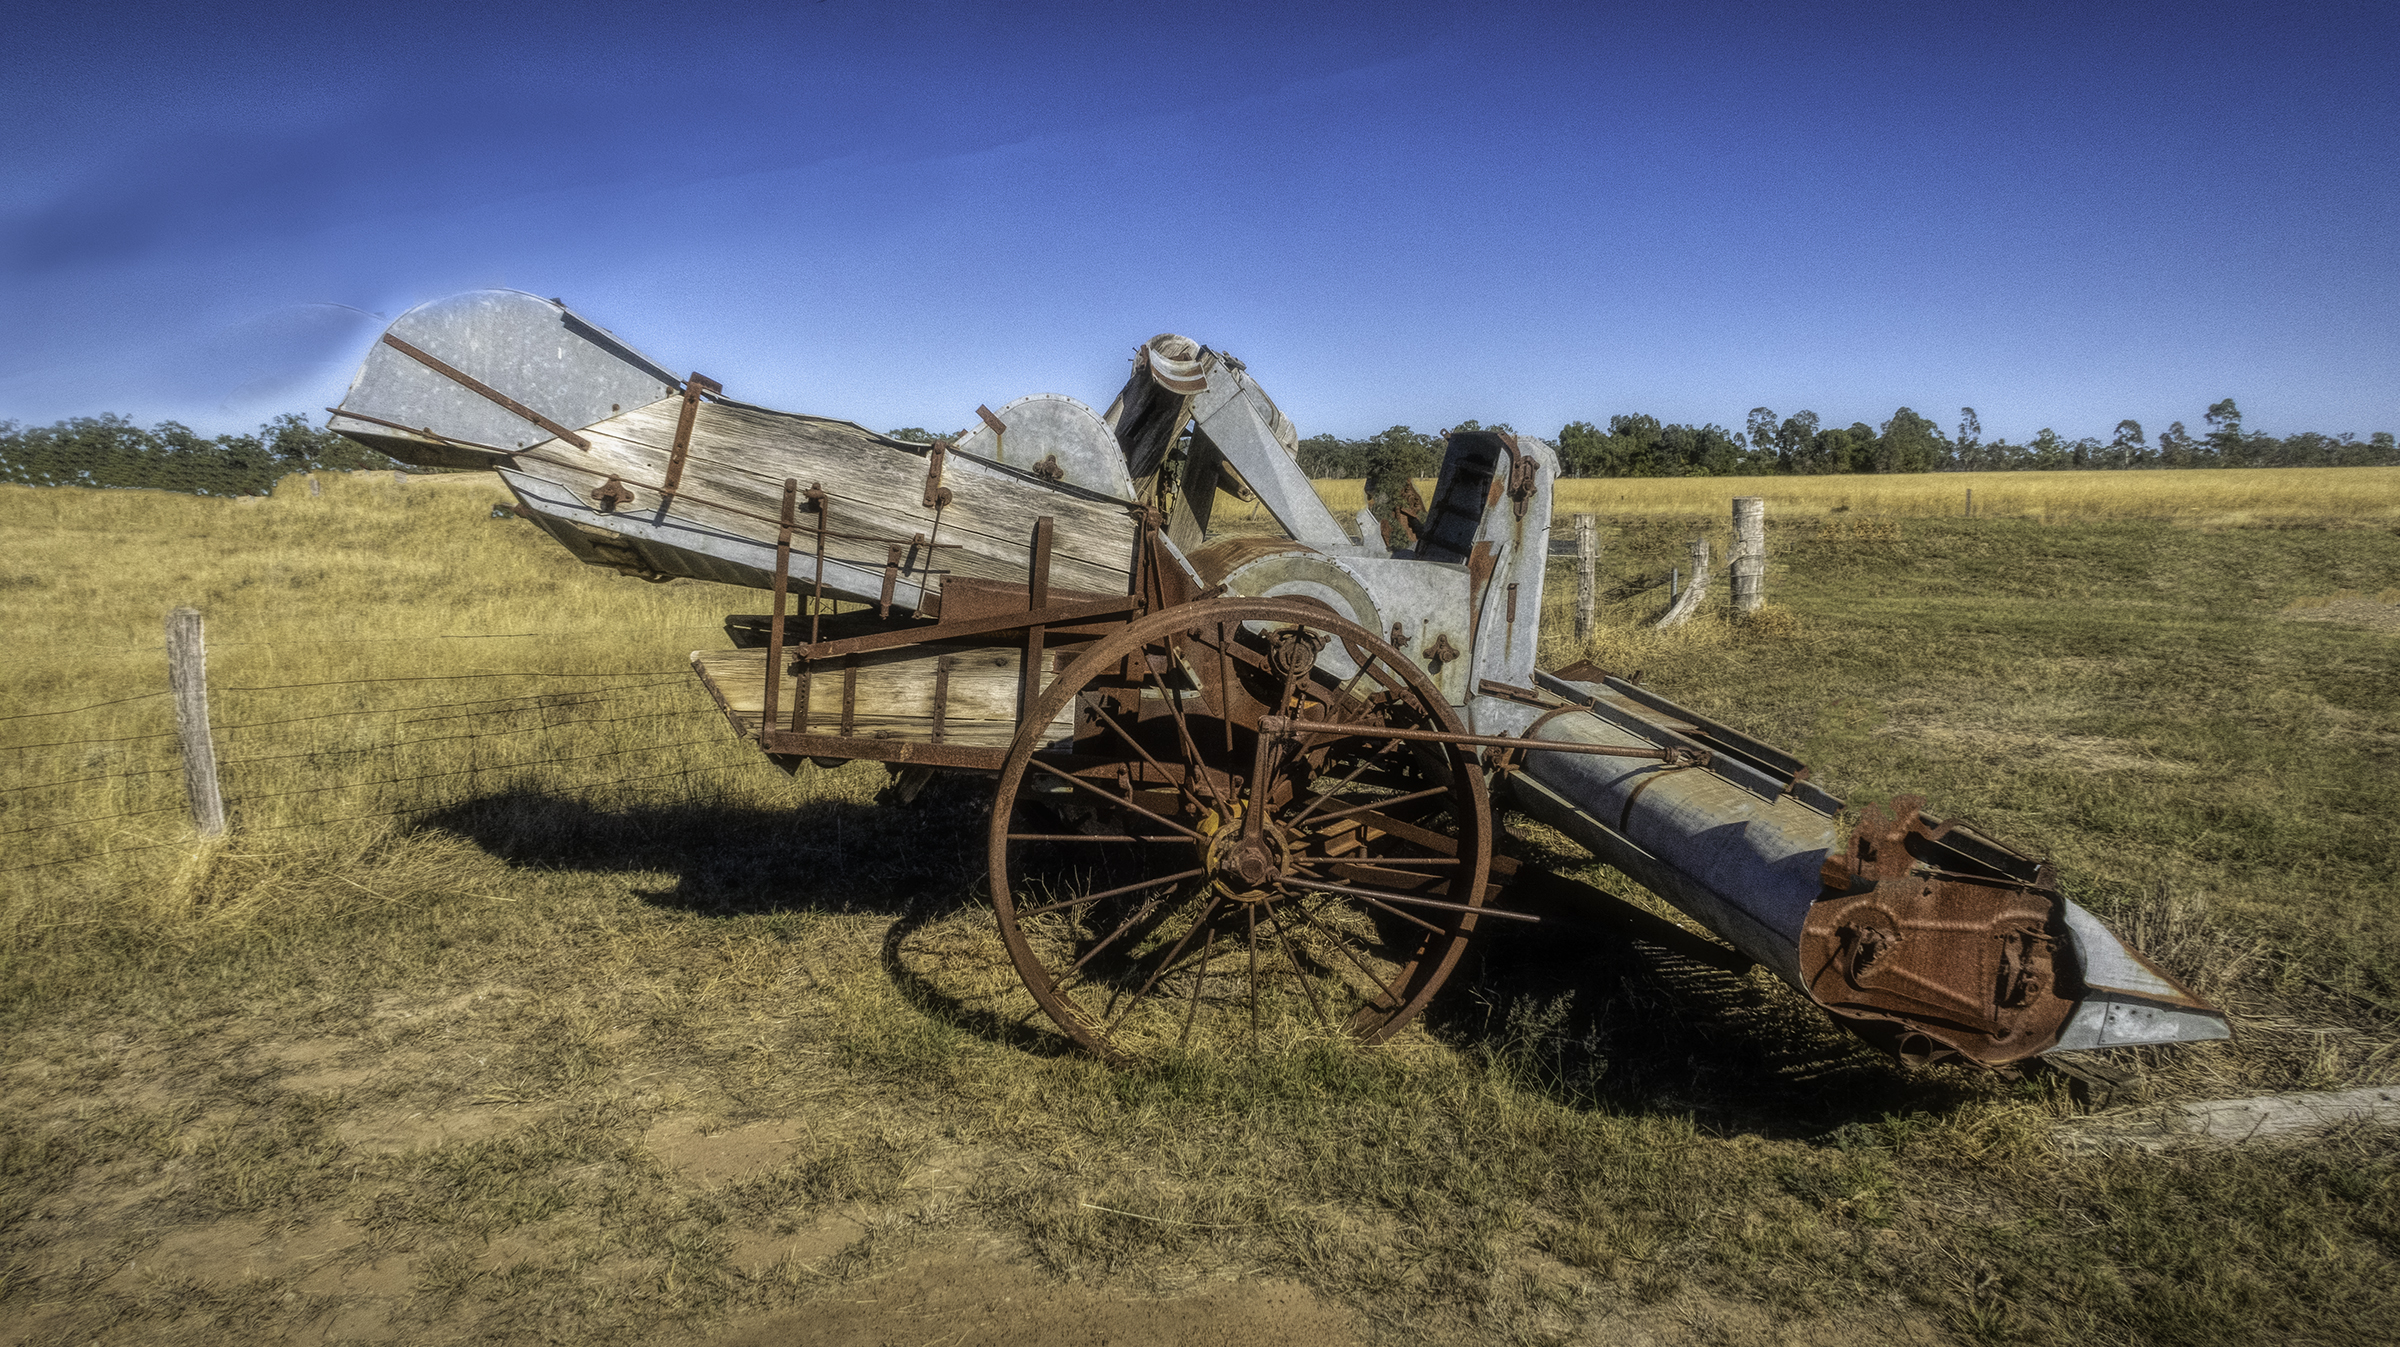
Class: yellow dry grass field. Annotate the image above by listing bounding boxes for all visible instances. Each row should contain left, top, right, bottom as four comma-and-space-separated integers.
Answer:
2, 467, 2397, 1347
1305, 464, 2400, 525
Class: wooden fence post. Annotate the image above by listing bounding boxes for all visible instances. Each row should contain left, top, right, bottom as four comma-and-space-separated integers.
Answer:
1966, 487, 1974, 518
1655, 537, 1711, 628
1573, 513, 1598, 639
1731, 496, 1766, 614
166, 607, 226, 837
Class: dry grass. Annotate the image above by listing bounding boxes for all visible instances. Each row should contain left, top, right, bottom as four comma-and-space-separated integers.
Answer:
2, 471, 2398, 1346
1308, 465, 2400, 526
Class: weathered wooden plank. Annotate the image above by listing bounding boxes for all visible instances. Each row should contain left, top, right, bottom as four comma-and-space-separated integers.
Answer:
691, 645, 1073, 749
523, 397, 1138, 603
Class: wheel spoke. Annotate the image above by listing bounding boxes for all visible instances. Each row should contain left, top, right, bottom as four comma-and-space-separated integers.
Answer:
1322, 649, 1390, 719
1028, 760, 1202, 839
1245, 904, 1261, 1048
1068, 891, 1176, 974
1291, 876, 1529, 923
1263, 901, 1332, 1028
1179, 919, 1219, 1049
1139, 656, 1235, 813
1293, 902, 1404, 1008
1019, 866, 1207, 917
1087, 696, 1217, 818
1108, 893, 1225, 1031
1286, 736, 1404, 831
1303, 784, 1450, 827
1277, 877, 1448, 936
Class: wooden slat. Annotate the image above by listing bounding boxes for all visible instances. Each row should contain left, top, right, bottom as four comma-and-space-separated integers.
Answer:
691, 646, 1073, 749
530, 398, 1137, 605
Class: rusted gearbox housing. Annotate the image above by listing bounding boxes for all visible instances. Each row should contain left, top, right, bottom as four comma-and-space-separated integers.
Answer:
1803, 797, 2197, 1067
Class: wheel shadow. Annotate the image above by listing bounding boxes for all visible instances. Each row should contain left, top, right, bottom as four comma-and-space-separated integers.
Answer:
414, 779, 1994, 1132
412, 770, 992, 918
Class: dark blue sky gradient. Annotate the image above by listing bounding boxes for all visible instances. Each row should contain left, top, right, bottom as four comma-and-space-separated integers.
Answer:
5, 1, 2394, 445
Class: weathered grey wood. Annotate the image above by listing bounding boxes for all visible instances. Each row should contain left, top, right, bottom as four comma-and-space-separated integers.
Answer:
166, 607, 225, 837
692, 646, 1072, 748
511, 397, 1136, 605
1730, 497, 1765, 614
1573, 513, 1598, 639
1653, 537, 1711, 628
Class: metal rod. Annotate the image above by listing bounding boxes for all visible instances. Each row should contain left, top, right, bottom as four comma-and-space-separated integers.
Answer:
764, 479, 796, 737
1257, 716, 1703, 763
1284, 876, 1537, 922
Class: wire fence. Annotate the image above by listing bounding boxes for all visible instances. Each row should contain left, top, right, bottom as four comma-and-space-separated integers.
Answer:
0, 625, 781, 878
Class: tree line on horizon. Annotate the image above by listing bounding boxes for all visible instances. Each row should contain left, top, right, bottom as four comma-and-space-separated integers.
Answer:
0, 413, 406, 496
2, 396, 2392, 500
1296, 399, 2397, 480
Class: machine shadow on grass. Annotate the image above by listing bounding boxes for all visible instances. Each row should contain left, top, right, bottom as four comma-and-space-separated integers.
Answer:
415, 777, 1967, 1133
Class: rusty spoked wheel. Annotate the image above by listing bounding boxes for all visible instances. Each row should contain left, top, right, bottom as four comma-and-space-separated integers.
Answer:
987, 598, 1492, 1063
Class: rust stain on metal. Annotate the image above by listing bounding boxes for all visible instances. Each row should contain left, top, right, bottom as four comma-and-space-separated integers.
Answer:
1801, 797, 2079, 1066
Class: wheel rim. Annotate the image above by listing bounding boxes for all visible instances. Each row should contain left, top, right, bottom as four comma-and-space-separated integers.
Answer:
987, 598, 1492, 1063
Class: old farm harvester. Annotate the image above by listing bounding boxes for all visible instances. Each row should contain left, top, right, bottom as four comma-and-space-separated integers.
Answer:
328, 290, 2230, 1067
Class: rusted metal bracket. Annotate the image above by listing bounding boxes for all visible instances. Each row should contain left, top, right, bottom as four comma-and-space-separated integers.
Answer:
661, 371, 722, 503
379, 333, 590, 449
976, 404, 1007, 460
1424, 632, 1461, 672
1476, 678, 1550, 707
763, 478, 798, 738
878, 545, 904, 618
592, 476, 635, 512
1021, 517, 1055, 723
805, 483, 829, 648
923, 441, 953, 509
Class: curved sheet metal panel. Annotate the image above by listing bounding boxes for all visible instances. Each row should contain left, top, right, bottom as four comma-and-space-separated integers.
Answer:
330, 291, 682, 468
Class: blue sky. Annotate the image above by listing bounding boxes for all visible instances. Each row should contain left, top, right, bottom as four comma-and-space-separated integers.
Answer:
4, 1, 2394, 447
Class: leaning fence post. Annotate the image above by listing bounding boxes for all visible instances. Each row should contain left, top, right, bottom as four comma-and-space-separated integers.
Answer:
1573, 513, 1598, 639
166, 607, 226, 837
1731, 497, 1765, 614
1654, 537, 1711, 628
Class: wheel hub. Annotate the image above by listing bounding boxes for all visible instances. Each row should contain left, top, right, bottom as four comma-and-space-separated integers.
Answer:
1202, 812, 1299, 903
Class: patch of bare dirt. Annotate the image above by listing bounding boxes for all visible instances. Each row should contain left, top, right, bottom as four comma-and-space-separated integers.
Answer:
692, 1249, 1365, 1347
2283, 595, 2400, 632
647, 1116, 816, 1185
